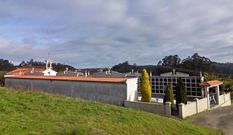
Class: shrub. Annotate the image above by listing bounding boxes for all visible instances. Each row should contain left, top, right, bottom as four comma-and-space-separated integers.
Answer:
175, 78, 187, 105
164, 84, 174, 104
0, 71, 6, 87
140, 69, 152, 102
219, 77, 233, 93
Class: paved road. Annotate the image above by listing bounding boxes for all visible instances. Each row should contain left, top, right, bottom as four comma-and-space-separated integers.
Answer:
190, 106, 233, 135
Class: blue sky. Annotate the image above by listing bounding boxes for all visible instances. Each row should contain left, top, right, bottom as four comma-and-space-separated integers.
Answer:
0, 0, 233, 68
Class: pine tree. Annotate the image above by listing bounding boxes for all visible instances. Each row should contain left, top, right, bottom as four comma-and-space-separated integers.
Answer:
140, 69, 152, 102
175, 78, 187, 105
165, 84, 174, 104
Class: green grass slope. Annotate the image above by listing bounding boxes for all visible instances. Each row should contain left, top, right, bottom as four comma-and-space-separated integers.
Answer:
0, 87, 221, 135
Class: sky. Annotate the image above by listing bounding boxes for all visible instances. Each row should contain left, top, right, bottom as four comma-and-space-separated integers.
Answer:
0, 0, 233, 68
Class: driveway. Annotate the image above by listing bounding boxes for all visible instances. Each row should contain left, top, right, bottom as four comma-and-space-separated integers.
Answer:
190, 106, 233, 135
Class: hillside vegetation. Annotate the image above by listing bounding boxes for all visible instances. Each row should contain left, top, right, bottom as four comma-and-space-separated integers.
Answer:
0, 71, 6, 86
0, 87, 221, 135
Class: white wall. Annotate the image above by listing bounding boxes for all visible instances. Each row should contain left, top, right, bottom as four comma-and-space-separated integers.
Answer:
197, 98, 208, 112
126, 78, 138, 102
179, 98, 208, 118
43, 69, 57, 76
219, 93, 231, 107
179, 93, 231, 118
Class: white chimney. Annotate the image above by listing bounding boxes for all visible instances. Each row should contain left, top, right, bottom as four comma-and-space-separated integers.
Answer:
31, 68, 35, 73
173, 69, 176, 75
200, 72, 203, 77
85, 71, 88, 77
150, 71, 152, 77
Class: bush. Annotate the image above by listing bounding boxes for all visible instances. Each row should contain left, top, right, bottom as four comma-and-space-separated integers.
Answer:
164, 84, 174, 104
219, 78, 233, 93
175, 78, 187, 105
140, 69, 151, 102
0, 71, 6, 87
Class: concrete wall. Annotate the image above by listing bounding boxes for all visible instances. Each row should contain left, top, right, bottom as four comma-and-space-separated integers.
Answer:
179, 98, 208, 118
126, 78, 138, 102
124, 101, 171, 116
179, 93, 231, 118
219, 93, 231, 107
5, 78, 138, 106
196, 98, 208, 112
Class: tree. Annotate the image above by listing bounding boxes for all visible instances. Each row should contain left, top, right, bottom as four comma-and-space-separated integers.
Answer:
140, 69, 152, 102
221, 78, 233, 93
175, 78, 187, 105
164, 84, 174, 104
160, 55, 181, 67
203, 72, 219, 81
182, 53, 216, 73
0, 59, 15, 71
111, 61, 132, 73
17, 59, 76, 72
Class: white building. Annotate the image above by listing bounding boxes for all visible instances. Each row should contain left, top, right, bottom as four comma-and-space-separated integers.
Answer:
42, 58, 57, 76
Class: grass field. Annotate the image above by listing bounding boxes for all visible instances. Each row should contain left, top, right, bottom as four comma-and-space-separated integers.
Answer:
0, 87, 222, 135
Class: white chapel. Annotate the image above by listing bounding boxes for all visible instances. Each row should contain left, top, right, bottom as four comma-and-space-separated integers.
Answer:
42, 58, 57, 76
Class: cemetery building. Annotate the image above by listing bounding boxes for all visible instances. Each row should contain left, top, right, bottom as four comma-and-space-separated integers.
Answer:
141, 69, 205, 98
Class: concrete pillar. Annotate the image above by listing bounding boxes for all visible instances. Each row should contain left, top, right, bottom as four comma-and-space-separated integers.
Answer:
178, 103, 184, 118
194, 98, 199, 113
216, 86, 220, 105
165, 102, 171, 116
206, 87, 210, 109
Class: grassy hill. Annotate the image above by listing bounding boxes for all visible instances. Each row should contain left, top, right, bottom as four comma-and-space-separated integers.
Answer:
0, 87, 221, 135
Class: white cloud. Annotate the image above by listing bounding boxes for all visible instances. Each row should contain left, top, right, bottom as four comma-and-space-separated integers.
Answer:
0, 0, 233, 67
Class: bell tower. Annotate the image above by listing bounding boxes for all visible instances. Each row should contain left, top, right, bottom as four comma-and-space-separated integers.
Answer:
46, 57, 53, 69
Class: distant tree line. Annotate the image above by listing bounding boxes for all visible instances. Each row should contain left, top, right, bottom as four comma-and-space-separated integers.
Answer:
112, 53, 233, 77
0, 58, 76, 72
111, 61, 157, 74
1, 53, 233, 76
0, 59, 15, 71
18, 59, 76, 72
112, 53, 233, 94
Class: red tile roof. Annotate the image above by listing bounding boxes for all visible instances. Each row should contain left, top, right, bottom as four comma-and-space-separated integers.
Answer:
5, 75, 128, 83
199, 80, 223, 87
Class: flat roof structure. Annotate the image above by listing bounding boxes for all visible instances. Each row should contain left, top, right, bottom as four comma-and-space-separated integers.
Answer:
199, 80, 223, 87
5, 75, 128, 83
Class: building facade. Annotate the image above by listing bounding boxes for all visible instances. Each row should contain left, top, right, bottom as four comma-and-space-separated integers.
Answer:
139, 70, 204, 98
5, 76, 138, 106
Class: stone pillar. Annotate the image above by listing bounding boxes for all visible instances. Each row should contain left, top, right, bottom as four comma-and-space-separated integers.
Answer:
165, 102, 171, 116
